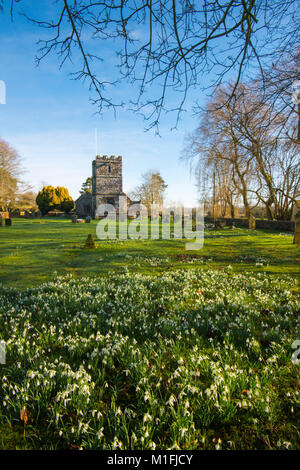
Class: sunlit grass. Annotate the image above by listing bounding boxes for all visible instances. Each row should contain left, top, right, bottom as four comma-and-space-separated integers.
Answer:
0, 218, 299, 288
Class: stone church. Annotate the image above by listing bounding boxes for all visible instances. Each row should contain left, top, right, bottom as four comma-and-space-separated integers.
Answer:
75, 155, 138, 218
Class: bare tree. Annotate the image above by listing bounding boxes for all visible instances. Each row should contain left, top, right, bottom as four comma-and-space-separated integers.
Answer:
256, 49, 300, 143
130, 170, 167, 211
184, 81, 299, 220
251, 142, 300, 220
4, 0, 299, 129
15, 189, 38, 212
185, 84, 259, 217
0, 138, 23, 211
0, 138, 34, 212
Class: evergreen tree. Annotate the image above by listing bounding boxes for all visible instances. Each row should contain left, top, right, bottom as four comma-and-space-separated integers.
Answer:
80, 177, 92, 194
36, 186, 74, 214
55, 186, 74, 213
36, 186, 60, 215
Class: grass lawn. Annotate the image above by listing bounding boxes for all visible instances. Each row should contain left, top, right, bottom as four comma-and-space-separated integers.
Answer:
0, 218, 299, 450
0, 218, 299, 288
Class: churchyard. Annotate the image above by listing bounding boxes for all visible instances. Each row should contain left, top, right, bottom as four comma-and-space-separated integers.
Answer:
1, 0, 299, 452
0, 218, 299, 287
0, 218, 299, 449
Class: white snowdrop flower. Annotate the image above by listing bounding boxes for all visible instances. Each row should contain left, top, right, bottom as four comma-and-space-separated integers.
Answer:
97, 427, 104, 440
59, 430, 63, 437
167, 394, 176, 406
149, 441, 156, 450
168, 443, 181, 450
283, 441, 291, 449
143, 413, 152, 423
112, 436, 123, 449
181, 428, 188, 437
144, 391, 151, 402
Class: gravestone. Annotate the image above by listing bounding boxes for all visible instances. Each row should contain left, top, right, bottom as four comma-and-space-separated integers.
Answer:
249, 214, 256, 230
71, 215, 77, 223
5, 218, 12, 226
84, 234, 96, 249
85, 216, 91, 223
0, 218, 2, 227
214, 220, 226, 230
293, 201, 300, 245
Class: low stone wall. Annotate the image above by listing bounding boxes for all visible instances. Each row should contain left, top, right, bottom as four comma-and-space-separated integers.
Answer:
204, 217, 295, 232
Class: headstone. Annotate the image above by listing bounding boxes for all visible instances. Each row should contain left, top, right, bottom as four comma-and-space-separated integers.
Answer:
214, 220, 226, 230
293, 201, 300, 245
249, 214, 256, 230
71, 215, 77, 223
85, 216, 91, 223
5, 218, 12, 226
0, 218, 2, 227
84, 234, 96, 249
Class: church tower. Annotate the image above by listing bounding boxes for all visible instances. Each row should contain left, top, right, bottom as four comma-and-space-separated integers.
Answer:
92, 155, 124, 217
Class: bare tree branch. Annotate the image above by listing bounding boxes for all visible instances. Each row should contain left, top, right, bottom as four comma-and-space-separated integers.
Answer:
4, 0, 300, 129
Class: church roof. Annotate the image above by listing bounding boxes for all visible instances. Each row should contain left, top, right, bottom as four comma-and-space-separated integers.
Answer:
75, 192, 92, 203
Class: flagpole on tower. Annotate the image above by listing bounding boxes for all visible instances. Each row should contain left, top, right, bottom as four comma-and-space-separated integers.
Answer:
95, 128, 98, 156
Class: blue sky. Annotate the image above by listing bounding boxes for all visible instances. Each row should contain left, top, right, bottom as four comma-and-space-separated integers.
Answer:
0, 2, 212, 206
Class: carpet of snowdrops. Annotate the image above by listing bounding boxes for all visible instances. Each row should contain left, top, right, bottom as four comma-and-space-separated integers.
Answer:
0, 269, 299, 449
